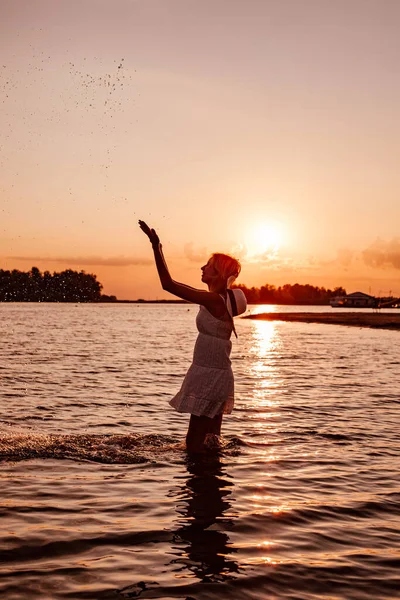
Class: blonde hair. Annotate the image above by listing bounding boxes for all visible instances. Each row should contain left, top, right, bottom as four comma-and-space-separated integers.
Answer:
210, 253, 241, 288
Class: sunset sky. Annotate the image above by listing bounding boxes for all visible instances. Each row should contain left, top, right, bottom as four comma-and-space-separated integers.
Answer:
1, 0, 400, 299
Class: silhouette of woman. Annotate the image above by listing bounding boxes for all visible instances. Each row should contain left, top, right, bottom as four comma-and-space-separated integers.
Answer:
139, 220, 246, 453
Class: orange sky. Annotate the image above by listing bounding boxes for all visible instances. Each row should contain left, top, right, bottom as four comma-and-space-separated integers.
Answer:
1, 0, 399, 299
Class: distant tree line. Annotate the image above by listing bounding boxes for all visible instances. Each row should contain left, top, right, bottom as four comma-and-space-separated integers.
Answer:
0, 267, 116, 302
233, 283, 347, 305
1, 266, 349, 305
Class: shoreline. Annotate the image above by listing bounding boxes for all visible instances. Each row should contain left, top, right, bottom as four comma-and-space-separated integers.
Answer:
242, 311, 400, 330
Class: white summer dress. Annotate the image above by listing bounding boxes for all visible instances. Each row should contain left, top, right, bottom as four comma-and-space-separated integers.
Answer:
169, 303, 234, 418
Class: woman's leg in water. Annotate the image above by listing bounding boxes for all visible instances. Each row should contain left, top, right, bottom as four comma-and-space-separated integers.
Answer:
209, 412, 223, 435
186, 413, 224, 453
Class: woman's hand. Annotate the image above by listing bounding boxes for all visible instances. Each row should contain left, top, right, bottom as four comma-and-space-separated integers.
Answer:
138, 220, 160, 247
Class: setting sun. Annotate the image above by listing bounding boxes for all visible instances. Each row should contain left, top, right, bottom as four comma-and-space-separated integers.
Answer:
246, 223, 284, 257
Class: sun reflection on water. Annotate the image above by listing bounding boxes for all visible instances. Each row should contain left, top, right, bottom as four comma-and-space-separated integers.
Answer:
250, 320, 277, 358
239, 313, 294, 564
246, 320, 282, 412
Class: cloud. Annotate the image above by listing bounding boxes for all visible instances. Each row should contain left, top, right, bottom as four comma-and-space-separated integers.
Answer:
248, 250, 280, 265
317, 248, 357, 270
336, 248, 355, 268
246, 250, 299, 271
362, 238, 400, 270
7, 255, 153, 267
183, 242, 209, 263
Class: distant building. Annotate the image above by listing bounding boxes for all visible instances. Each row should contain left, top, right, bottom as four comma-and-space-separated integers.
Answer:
330, 292, 376, 308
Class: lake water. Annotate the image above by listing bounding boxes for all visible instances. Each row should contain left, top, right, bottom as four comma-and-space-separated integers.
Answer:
1, 303, 399, 600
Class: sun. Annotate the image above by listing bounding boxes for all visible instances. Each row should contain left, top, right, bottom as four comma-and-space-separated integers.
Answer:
246, 222, 284, 256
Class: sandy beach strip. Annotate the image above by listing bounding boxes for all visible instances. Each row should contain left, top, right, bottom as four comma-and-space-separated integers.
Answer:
242, 311, 400, 330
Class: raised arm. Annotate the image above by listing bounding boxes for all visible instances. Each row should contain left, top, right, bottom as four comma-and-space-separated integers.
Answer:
138, 220, 225, 314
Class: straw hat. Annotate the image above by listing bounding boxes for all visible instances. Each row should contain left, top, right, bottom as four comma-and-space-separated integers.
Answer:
226, 288, 247, 317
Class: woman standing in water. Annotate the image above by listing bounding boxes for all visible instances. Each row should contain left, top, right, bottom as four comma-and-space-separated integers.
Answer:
139, 220, 246, 453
